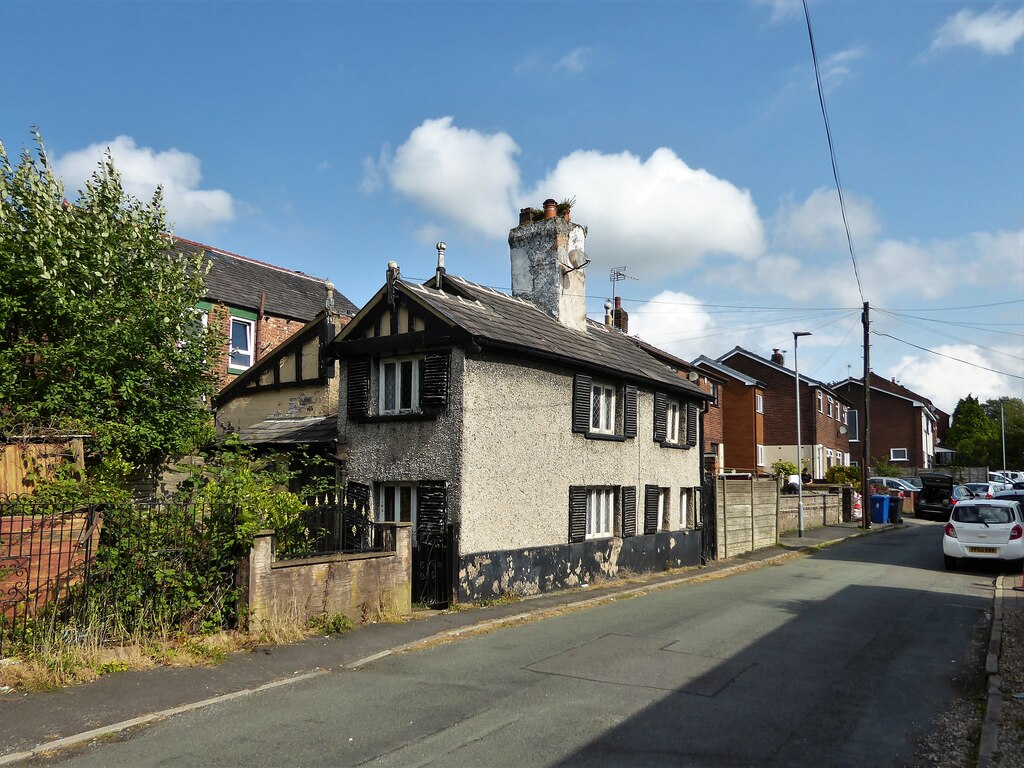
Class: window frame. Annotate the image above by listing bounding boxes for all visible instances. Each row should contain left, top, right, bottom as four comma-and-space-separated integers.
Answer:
709, 382, 720, 407
755, 392, 764, 414
890, 447, 909, 462
590, 381, 617, 435
817, 391, 824, 413
228, 314, 256, 372
378, 355, 424, 416
586, 487, 616, 540
756, 444, 765, 468
377, 482, 418, 526
665, 399, 682, 445
827, 396, 834, 418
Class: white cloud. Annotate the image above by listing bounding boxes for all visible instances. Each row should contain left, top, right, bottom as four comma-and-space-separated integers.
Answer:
53, 136, 234, 231
376, 117, 521, 236
821, 46, 866, 89
624, 290, 717, 361
556, 47, 592, 73
771, 186, 881, 253
932, 6, 1024, 55
887, 345, 1023, 413
525, 147, 765, 277
752, 0, 803, 24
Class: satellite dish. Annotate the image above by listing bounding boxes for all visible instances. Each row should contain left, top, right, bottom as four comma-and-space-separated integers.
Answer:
688, 370, 700, 383
839, 425, 848, 435
568, 249, 589, 269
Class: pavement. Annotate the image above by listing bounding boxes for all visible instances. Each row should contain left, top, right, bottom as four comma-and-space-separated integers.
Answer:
0, 521, 898, 764
979, 569, 1024, 767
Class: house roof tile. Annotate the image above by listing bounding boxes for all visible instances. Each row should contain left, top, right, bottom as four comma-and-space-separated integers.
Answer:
173, 237, 358, 321
398, 275, 707, 398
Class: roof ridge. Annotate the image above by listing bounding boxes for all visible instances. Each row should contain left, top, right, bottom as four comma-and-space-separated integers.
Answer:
172, 235, 329, 284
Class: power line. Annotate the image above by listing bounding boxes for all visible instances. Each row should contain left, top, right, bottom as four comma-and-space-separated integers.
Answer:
872, 331, 1024, 380
875, 308, 1024, 362
878, 298, 1024, 312
802, 0, 865, 303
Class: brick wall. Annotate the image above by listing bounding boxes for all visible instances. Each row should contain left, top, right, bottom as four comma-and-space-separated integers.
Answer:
720, 353, 850, 472
721, 385, 758, 473
703, 387, 724, 456
834, 381, 924, 467
244, 524, 412, 625
208, 303, 314, 390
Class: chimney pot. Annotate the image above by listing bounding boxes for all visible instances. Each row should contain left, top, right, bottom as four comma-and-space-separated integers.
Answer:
519, 207, 533, 225
770, 348, 785, 366
543, 198, 558, 219
604, 301, 613, 328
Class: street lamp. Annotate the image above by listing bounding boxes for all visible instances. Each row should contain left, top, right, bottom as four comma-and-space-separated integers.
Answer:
794, 331, 812, 538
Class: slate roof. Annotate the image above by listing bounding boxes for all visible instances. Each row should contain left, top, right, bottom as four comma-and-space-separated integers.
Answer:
692, 355, 764, 387
237, 416, 337, 445
172, 237, 358, 321
397, 275, 707, 398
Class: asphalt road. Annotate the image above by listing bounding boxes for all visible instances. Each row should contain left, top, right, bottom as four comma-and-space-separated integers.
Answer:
47, 519, 992, 768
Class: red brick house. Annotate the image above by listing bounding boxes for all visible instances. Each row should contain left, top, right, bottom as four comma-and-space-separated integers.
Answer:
172, 237, 358, 389
832, 373, 942, 469
718, 347, 852, 479
614, 302, 725, 476
692, 356, 766, 476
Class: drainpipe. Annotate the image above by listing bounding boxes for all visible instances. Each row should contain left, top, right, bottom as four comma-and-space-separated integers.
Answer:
256, 291, 266, 361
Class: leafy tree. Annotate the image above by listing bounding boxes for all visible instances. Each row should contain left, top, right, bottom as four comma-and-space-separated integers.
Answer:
946, 395, 999, 467
0, 132, 220, 467
871, 455, 903, 477
982, 397, 1024, 470
826, 465, 860, 485
770, 460, 798, 478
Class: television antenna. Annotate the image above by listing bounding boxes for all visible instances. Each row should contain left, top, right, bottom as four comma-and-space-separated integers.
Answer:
609, 266, 637, 303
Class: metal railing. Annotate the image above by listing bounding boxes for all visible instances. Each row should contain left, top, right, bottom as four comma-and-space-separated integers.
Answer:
276, 500, 395, 561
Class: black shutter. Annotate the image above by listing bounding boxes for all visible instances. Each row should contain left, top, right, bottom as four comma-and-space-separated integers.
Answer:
420, 351, 450, 412
346, 358, 371, 421
686, 402, 699, 447
572, 375, 592, 434
569, 486, 587, 543
623, 385, 638, 438
417, 480, 447, 545
653, 393, 667, 442
644, 485, 660, 535
622, 486, 637, 537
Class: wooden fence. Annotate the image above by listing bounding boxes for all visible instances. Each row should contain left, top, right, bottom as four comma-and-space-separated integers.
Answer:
0, 439, 85, 496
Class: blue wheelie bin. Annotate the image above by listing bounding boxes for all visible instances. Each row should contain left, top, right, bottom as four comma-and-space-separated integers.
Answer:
870, 494, 890, 524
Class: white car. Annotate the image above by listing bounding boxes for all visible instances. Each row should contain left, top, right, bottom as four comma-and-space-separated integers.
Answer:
943, 499, 1024, 570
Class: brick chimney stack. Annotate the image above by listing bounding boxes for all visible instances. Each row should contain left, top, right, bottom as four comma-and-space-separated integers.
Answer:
771, 348, 785, 366
509, 198, 588, 333
613, 296, 628, 333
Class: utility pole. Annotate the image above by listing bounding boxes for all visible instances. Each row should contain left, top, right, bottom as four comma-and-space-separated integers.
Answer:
862, 301, 871, 530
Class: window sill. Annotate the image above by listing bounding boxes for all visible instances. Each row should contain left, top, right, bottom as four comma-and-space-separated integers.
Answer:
360, 412, 438, 424
584, 432, 627, 442
658, 441, 691, 450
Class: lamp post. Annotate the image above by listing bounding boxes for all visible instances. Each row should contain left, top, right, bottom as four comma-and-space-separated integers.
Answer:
794, 331, 812, 538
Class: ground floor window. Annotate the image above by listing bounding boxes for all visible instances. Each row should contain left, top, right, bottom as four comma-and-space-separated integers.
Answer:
378, 483, 417, 525
679, 488, 691, 528
587, 488, 616, 540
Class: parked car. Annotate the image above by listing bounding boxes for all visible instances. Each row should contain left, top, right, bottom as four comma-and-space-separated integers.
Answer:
989, 472, 1014, 490
965, 482, 1008, 499
943, 499, 1024, 570
995, 489, 1024, 507
903, 476, 924, 490
917, 474, 958, 520
999, 471, 1024, 484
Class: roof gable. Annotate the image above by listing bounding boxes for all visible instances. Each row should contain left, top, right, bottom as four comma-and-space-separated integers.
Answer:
334, 273, 707, 398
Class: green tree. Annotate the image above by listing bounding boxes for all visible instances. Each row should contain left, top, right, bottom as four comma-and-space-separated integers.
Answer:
982, 397, 1024, 470
0, 132, 219, 466
946, 395, 999, 467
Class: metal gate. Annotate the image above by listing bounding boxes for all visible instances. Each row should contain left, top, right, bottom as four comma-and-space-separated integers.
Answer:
699, 476, 718, 564
412, 481, 453, 608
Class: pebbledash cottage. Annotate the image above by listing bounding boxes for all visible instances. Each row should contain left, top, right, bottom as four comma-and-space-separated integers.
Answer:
331, 201, 710, 602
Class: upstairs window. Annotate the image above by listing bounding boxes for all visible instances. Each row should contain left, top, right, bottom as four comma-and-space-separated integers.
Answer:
666, 400, 681, 444
379, 356, 423, 415
817, 391, 824, 413
755, 392, 764, 414
228, 315, 255, 371
591, 382, 616, 434
827, 397, 834, 418
709, 382, 719, 407
572, 375, 636, 439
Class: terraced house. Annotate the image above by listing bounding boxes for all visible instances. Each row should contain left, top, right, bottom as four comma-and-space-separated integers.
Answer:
331, 201, 710, 603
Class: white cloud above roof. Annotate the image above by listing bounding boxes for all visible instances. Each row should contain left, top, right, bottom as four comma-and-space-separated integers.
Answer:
887, 345, 1023, 413
932, 6, 1024, 55
53, 136, 234, 231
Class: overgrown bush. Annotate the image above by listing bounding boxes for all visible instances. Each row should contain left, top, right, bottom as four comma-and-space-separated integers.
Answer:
770, 460, 799, 478
826, 466, 861, 485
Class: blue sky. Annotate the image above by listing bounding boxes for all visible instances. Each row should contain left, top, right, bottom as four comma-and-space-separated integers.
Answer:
4, 0, 1023, 412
